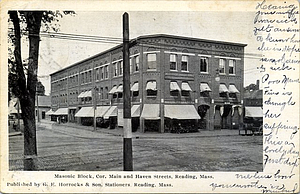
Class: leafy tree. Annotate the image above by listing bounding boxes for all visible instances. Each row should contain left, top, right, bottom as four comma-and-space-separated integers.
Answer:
8, 11, 75, 170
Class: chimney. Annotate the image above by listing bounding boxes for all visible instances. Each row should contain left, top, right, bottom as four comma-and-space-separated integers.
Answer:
256, 80, 259, 90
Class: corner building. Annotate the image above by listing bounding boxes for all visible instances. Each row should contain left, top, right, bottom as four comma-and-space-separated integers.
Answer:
50, 34, 246, 132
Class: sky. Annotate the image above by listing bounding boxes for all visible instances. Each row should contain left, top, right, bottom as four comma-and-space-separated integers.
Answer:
27, 11, 262, 95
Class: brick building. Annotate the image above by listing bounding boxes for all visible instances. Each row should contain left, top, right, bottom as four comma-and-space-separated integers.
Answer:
50, 34, 246, 132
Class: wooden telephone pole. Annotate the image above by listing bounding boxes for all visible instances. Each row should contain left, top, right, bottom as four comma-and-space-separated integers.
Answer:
123, 12, 133, 171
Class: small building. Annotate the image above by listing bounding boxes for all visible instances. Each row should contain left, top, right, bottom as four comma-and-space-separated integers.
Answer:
35, 96, 51, 121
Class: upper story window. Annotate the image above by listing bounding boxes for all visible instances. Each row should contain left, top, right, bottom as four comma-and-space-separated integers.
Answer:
100, 67, 104, 80
130, 58, 133, 73
135, 55, 139, 72
105, 65, 109, 79
229, 59, 236, 75
200, 57, 208, 73
119, 61, 123, 76
113, 63, 118, 77
170, 54, 177, 71
88, 71, 92, 82
219, 58, 226, 74
181, 55, 188, 71
147, 53, 157, 70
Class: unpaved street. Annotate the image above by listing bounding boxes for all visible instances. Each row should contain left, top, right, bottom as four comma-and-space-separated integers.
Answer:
9, 121, 263, 171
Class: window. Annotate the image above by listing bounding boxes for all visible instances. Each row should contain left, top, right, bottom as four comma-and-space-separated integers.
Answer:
147, 53, 157, 70
181, 55, 188, 71
132, 91, 139, 97
119, 61, 123, 75
105, 65, 108, 79
113, 63, 117, 77
88, 71, 92, 82
229, 59, 236, 75
219, 58, 226, 74
100, 67, 104, 80
170, 54, 177, 70
135, 55, 139, 72
130, 58, 133, 73
81, 73, 84, 83
200, 57, 208, 73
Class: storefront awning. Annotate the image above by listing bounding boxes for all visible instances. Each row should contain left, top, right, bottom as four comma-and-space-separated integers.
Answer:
141, 104, 160, 120
84, 91, 92, 97
96, 106, 110, 117
164, 105, 200, 119
131, 105, 141, 117
78, 91, 86, 98
116, 85, 123, 93
170, 82, 181, 91
228, 85, 240, 93
245, 106, 263, 117
181, 82, 192, 91
219, 84, 229, 93
109, 86, 118, 94
45, 109, 55, 115
200, 83, 212, 92
131, 82, 139, 92
75, 107, 94, 117
103, 106, 118, 119
53, 108, 68, 115
146, 81, 157, 91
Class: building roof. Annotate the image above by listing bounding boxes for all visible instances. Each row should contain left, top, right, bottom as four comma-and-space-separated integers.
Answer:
244, 90, 262, 99
50, 34, 247, 76
35, 96, 51, 107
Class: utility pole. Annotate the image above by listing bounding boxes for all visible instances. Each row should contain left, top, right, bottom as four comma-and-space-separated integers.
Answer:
17, 98, 20, 131
123, 12, 133, 171
36, 92, 40, 122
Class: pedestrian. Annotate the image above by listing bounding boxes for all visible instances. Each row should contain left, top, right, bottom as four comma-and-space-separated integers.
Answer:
13, 121, 17, 131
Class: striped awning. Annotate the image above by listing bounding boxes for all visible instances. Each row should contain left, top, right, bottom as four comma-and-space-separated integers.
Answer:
170, 82, 181, 91
109, 86, 118, 94
146, 81, 157, 91
219, 84, 229, 93
181, 82, 192, 91
78, 91, 86, 98
103, 106, 118, 119
75, 107, 94, 117
116, 85, 123, 93
131, 105, 141, 117
200, 83, 212, 92
164, 105, 200, 120
131, 82, 139, 92
45, 109, 55, 115
96, 106, 110, 117
53, 108, 68, 115
228, 85, 240, 93
84, 91, 92, 97
141, 104, 159, 120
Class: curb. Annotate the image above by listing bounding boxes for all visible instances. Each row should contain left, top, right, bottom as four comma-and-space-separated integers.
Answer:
9, 132, 22, 137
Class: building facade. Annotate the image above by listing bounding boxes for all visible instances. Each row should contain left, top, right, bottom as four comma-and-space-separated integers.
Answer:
35, 95, 51, 121
50, 34, 246, 132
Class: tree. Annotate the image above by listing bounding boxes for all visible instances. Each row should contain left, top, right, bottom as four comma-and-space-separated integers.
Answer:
8, 11, 75, 170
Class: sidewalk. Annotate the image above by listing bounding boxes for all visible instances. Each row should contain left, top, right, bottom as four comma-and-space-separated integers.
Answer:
43, 120, 240, 139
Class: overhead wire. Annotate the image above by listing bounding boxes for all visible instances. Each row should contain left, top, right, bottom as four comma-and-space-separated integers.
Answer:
8, 30, 262, 72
